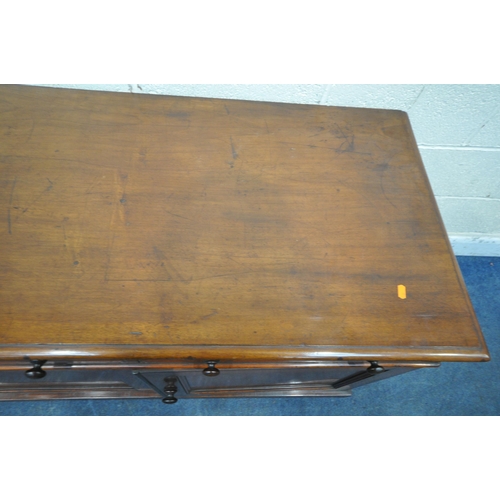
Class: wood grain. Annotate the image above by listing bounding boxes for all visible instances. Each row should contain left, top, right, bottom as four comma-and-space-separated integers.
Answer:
0, 85, 489, 363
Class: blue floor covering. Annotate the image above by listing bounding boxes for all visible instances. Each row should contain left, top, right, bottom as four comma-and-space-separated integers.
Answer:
1, 256, 498, 416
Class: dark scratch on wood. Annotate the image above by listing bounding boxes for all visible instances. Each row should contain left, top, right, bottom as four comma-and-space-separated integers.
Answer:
62, 223, 67, 245
106, 270, 254, 283
7, 177, 17, 234
25, 119, 35, 143
331, 124, 354, 153
375, 163, 398, 209
8, 178, 17, 205
224, 105, 230, 115
139, 147, 148, 167
309, 126, 325, 138
227, 255, 255, 273
104, 233, 116, 282
200, 310, 218, 321
165, 210, 192, 221
379, 175, 397, 209
166, 110, 191, 120
153, 245, 188, 283
230, 136, 238, 159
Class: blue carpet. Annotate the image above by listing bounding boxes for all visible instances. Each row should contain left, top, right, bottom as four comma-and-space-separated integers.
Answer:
1, 256, 498, 416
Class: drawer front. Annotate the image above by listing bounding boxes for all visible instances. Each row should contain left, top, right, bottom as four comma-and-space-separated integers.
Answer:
0, 362, 430, 401
134, 366, 384, 399
0, 368, 156, 401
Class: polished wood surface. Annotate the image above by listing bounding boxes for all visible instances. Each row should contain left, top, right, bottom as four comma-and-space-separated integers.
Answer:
0, 84, 489, 363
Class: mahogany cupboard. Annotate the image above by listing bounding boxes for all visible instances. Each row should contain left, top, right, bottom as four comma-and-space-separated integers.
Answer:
0, 85, 489, 403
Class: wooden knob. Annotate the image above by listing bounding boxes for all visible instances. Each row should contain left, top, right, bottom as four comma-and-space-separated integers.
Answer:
25, 360, 47, 379
203, 361, 220, 376
162, 377, 178, 404
162, 396, 178, 404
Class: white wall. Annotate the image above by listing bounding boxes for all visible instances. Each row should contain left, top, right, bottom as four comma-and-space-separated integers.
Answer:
38, 84, 500, 255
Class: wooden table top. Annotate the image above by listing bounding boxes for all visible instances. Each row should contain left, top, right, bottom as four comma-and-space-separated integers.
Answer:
0, 85, 489, 363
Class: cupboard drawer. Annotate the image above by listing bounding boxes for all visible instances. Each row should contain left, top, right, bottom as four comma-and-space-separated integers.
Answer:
0, 362, 434, 402
0, 368, 156, 401
134, 364, 421, 402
